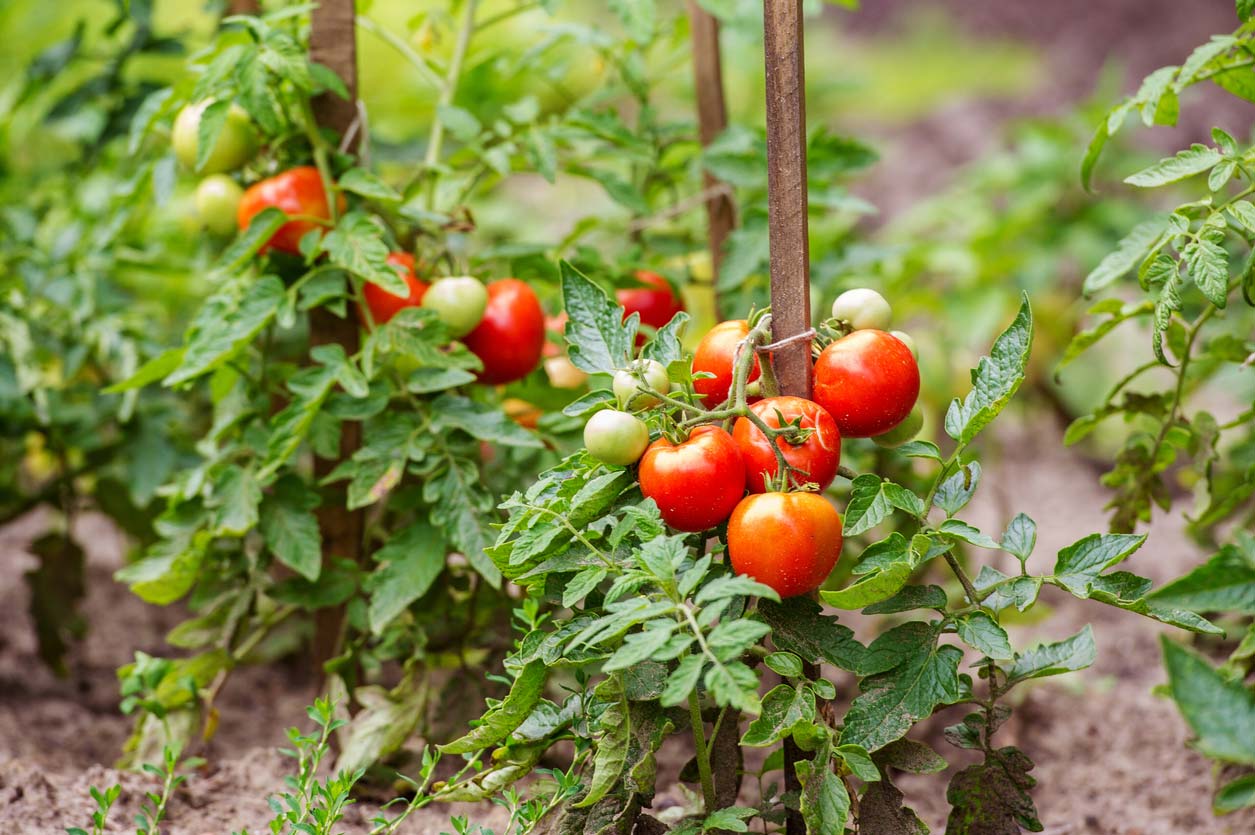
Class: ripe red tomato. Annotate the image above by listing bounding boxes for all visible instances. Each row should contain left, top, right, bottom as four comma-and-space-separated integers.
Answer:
617, 270, 684, 345
727, 491, 842, 598
692, 320, 761, 408
464, 279, 546, 384
360, 252, 429, 326
638, 425, 745, 532
237, 166, 344, 255
732, 396, 841, 493
814, 329, 920, 438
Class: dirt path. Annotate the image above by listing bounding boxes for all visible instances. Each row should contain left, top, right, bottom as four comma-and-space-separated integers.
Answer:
2, 420, 1253, 834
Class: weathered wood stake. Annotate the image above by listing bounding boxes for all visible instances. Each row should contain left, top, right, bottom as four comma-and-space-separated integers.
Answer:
762, 3, 813, 833
687, 0, 737, 294
309, 0, 363, 679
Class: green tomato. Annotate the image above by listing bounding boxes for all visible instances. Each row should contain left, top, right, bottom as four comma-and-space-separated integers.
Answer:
872, 405, 924, 448
831, 288, 892, 331
195, 174, 244, 235
173, 100, 258, 174
889, 329, 918, 359
584, 409, 649, 466
421, 277, 489, 338
613, 359, 670, 410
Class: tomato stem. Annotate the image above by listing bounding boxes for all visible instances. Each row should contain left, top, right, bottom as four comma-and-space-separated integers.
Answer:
688, 683, 718, 812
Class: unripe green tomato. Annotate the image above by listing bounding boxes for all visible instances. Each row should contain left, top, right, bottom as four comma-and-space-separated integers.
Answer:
584, 409, 650, 466
889, 329, 918, 359
195, 174, 244, 235
172, 100, 258, 174
613, 359, 670, 410
421, 276, 489, 338
872, 405, 924, 448
831, 288, 892, 331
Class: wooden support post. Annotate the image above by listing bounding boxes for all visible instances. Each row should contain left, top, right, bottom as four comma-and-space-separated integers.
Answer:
763, 0, 812, 401
687, 0, 737, 294
309, 0, 363, 679
763, 4, 812, 833
227, 0, 260, 14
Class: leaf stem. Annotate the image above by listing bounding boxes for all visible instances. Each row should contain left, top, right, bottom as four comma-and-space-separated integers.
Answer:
688, 685, 718, 812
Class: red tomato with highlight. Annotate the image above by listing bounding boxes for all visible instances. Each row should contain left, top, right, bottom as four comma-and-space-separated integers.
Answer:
618, 271, 684, 345
814, 330, 920, 438
360, 252, 429, 326
237, 166, 344, 255
638, 425, 746, 532
692, 320, 761, 409
464, 279, 546, 384
727, 491, 842, 598
732, 396, 841, 493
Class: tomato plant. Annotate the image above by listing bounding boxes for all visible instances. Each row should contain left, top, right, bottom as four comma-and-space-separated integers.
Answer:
1066, 9, 1255, 811
617, 270, 685, 344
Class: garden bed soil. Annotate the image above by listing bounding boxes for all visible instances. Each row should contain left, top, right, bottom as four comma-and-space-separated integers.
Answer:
2, 422, 1254, 834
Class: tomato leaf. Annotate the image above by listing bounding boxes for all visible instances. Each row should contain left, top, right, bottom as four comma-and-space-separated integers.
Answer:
944, 295, 1032, 447
561, 260, 635, 374
439, 660, 548, 755
365, 521, 446, 633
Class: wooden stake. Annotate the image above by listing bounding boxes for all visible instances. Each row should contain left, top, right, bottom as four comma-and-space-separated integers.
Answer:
308, 0, 363, 678
762, 4, 812, 833
687, 0, 737, 293
763, 0, 812, 401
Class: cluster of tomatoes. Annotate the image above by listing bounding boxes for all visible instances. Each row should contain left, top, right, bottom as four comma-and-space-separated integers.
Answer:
583, 287, 922, 598
174, 100, 550, 385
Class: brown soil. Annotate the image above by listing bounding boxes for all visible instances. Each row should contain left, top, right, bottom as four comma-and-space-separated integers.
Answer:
3, 420, 1254, 834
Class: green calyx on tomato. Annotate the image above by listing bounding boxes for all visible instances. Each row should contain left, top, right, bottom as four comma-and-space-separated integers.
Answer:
173, 100, 258, 174
814, 329, 920, 438
613, 359, 670, 410
463, 279, 546, 385
195, 174, 244, 236
422, 276, 489, 338
236, 166, 343, 255
727, 491, 842, 598
831, 287, 892, 332
872, 405, 924, 448
584, 409, 650, 466
638, 425, 746, 532
732, 396, 841, 493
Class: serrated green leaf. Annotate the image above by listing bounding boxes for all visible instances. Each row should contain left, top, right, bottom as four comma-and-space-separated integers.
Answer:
1148, 541, 1255, 614
560, 261, 634, 374
759, 598, 867, 672
1184, 238, 1230, 308
1000, 513, 1037, 564
440, 661, 547, 754
1162, 638, 1255, 765
955, 612, 1013, 660
944, 296, 1033, 446
1004, 624, 1095, 685
1125, 144, 1222, 187
841, 623, 963, 751
1051, 533, 1146, 595
741, 684, 815, 746
366, 521, 446, 632
1083, 215, 1169, 293
260, 476, 322, 581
